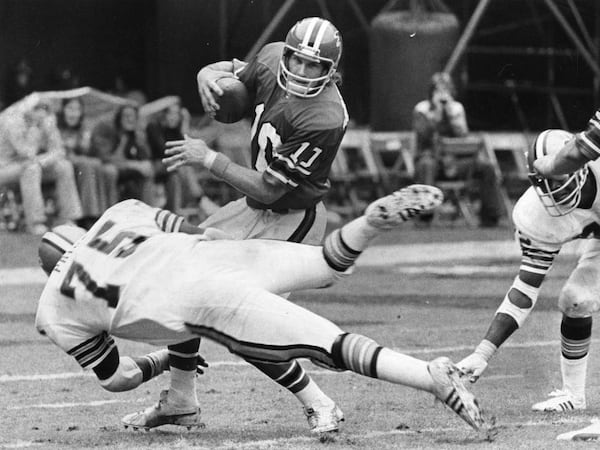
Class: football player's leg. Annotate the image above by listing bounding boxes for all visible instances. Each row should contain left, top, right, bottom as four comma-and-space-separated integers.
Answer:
122, 338, 205, 430
246, 359, 343, 434
185, 288, 484, 432
243, 186, 445, 294
536, 246, 600, 412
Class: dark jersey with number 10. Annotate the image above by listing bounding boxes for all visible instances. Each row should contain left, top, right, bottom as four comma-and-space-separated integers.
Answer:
236, 42, 348, 211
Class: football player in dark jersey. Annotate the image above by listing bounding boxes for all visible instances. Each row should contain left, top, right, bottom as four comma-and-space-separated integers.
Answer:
132, 18, 351, 434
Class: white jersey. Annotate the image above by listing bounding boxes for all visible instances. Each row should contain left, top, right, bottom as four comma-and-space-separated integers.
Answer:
35, 199, 340, 371
513, 158, 600, 248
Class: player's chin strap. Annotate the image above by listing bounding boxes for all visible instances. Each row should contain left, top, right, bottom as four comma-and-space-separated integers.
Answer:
495, 276, 541, 327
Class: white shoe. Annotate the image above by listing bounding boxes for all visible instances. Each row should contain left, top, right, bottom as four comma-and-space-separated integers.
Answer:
122, 390, 204, 431
532, 389, 586, 412
303, 404, 344, 434
365, 184, 444, 229
557, 419, 600, 441
428, 357, 485, 431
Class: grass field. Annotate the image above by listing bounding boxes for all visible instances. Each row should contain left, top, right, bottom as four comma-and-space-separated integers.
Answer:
2, 225, 599, 449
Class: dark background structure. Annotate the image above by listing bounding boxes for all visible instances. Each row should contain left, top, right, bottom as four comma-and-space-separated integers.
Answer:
1, 0, 599, 132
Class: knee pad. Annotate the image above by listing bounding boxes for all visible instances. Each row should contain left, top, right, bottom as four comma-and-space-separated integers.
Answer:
98, 356, 143, 392
496, 277, 540, 327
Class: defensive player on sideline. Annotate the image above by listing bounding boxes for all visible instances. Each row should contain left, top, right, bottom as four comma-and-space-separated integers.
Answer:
35, 185, 487, 436
458, 129, 600, 441
159, 17, 350, 434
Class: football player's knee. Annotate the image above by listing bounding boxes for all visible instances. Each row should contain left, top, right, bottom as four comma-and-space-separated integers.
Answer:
98, 356, 143, 392
559, 285, 599, 317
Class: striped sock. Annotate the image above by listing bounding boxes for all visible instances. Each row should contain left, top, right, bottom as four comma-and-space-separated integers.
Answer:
322, 229, 362, 272
168, 338, 201, 371
132, 349, 169, 382
561, 316, 591, 399
248, 360, 310, 393
331, 333, 383, 378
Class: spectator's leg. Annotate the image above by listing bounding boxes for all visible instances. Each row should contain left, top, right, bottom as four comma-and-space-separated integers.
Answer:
44, 158, 82, 225
101, 164, 119, 208
472, 160, 503, 227
165, 172, 183, 212
179, 166, 203, 202
414, 153, 438, 224
140, 174, 155, 206
71, 156, 102, 219
414, 152, 437, 186
18, 162, 47, 232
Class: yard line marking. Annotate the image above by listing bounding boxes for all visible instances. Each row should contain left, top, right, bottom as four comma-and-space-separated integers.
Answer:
6, 398, 145, 410
0, 339, 564, 383
0, 441, 43, 449
0, 267, 45, 286
392, 264, 518, 276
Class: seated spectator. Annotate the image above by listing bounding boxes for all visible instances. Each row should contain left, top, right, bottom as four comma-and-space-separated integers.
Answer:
57, 97, 119, 228
412, 72, 503, 227
90, 105, 154, 205
0, 100, 82, 234
146, 100, 218, 215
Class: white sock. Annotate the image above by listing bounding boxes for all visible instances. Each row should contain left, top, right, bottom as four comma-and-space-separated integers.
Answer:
295, 379, 335, 409
169, 367, 198, 408
561, 354, 588, 401
375, 348, 433, 392
340, 217, 379, 251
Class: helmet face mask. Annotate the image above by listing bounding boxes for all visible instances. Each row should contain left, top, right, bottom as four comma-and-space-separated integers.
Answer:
277, 17, 342, 98
528, 129, 588, 217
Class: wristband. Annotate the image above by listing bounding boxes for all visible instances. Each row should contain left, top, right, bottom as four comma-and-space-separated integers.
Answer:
209, 153, 231, 178
203, 150, 217, 170
474, 339, 497, 362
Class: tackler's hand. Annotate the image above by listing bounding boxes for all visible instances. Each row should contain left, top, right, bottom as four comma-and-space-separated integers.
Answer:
196, 354, 209, 375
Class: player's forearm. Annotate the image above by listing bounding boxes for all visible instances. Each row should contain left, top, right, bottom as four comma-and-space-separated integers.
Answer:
534, 140, 592, 176
199, 61, 234, 76
482, 312, 519, 349
206, 152, 285, 204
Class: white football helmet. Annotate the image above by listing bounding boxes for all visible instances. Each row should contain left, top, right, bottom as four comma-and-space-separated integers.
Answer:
39, 225, 86, 275
277, 17, 342, 98
527, 129, 588, 217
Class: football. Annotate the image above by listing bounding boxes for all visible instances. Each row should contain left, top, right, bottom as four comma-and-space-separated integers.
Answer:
213, 77, 250, 124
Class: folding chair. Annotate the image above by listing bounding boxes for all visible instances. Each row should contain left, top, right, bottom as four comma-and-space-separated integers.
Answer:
482, 132, 532, 202
369, 131, 416, 192
327, 128, 382, 217
434, 136, 485, 227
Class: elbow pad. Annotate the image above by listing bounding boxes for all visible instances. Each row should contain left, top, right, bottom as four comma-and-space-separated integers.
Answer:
495, 276, 540, 328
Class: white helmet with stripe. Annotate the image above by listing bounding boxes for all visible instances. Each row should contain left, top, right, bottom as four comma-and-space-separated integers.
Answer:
278, 17, 342, 98
38, 225, 87, 275
527, 129, 588, 217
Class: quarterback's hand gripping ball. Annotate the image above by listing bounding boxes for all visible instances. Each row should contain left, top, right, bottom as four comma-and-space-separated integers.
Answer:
213, 77, 250, 124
